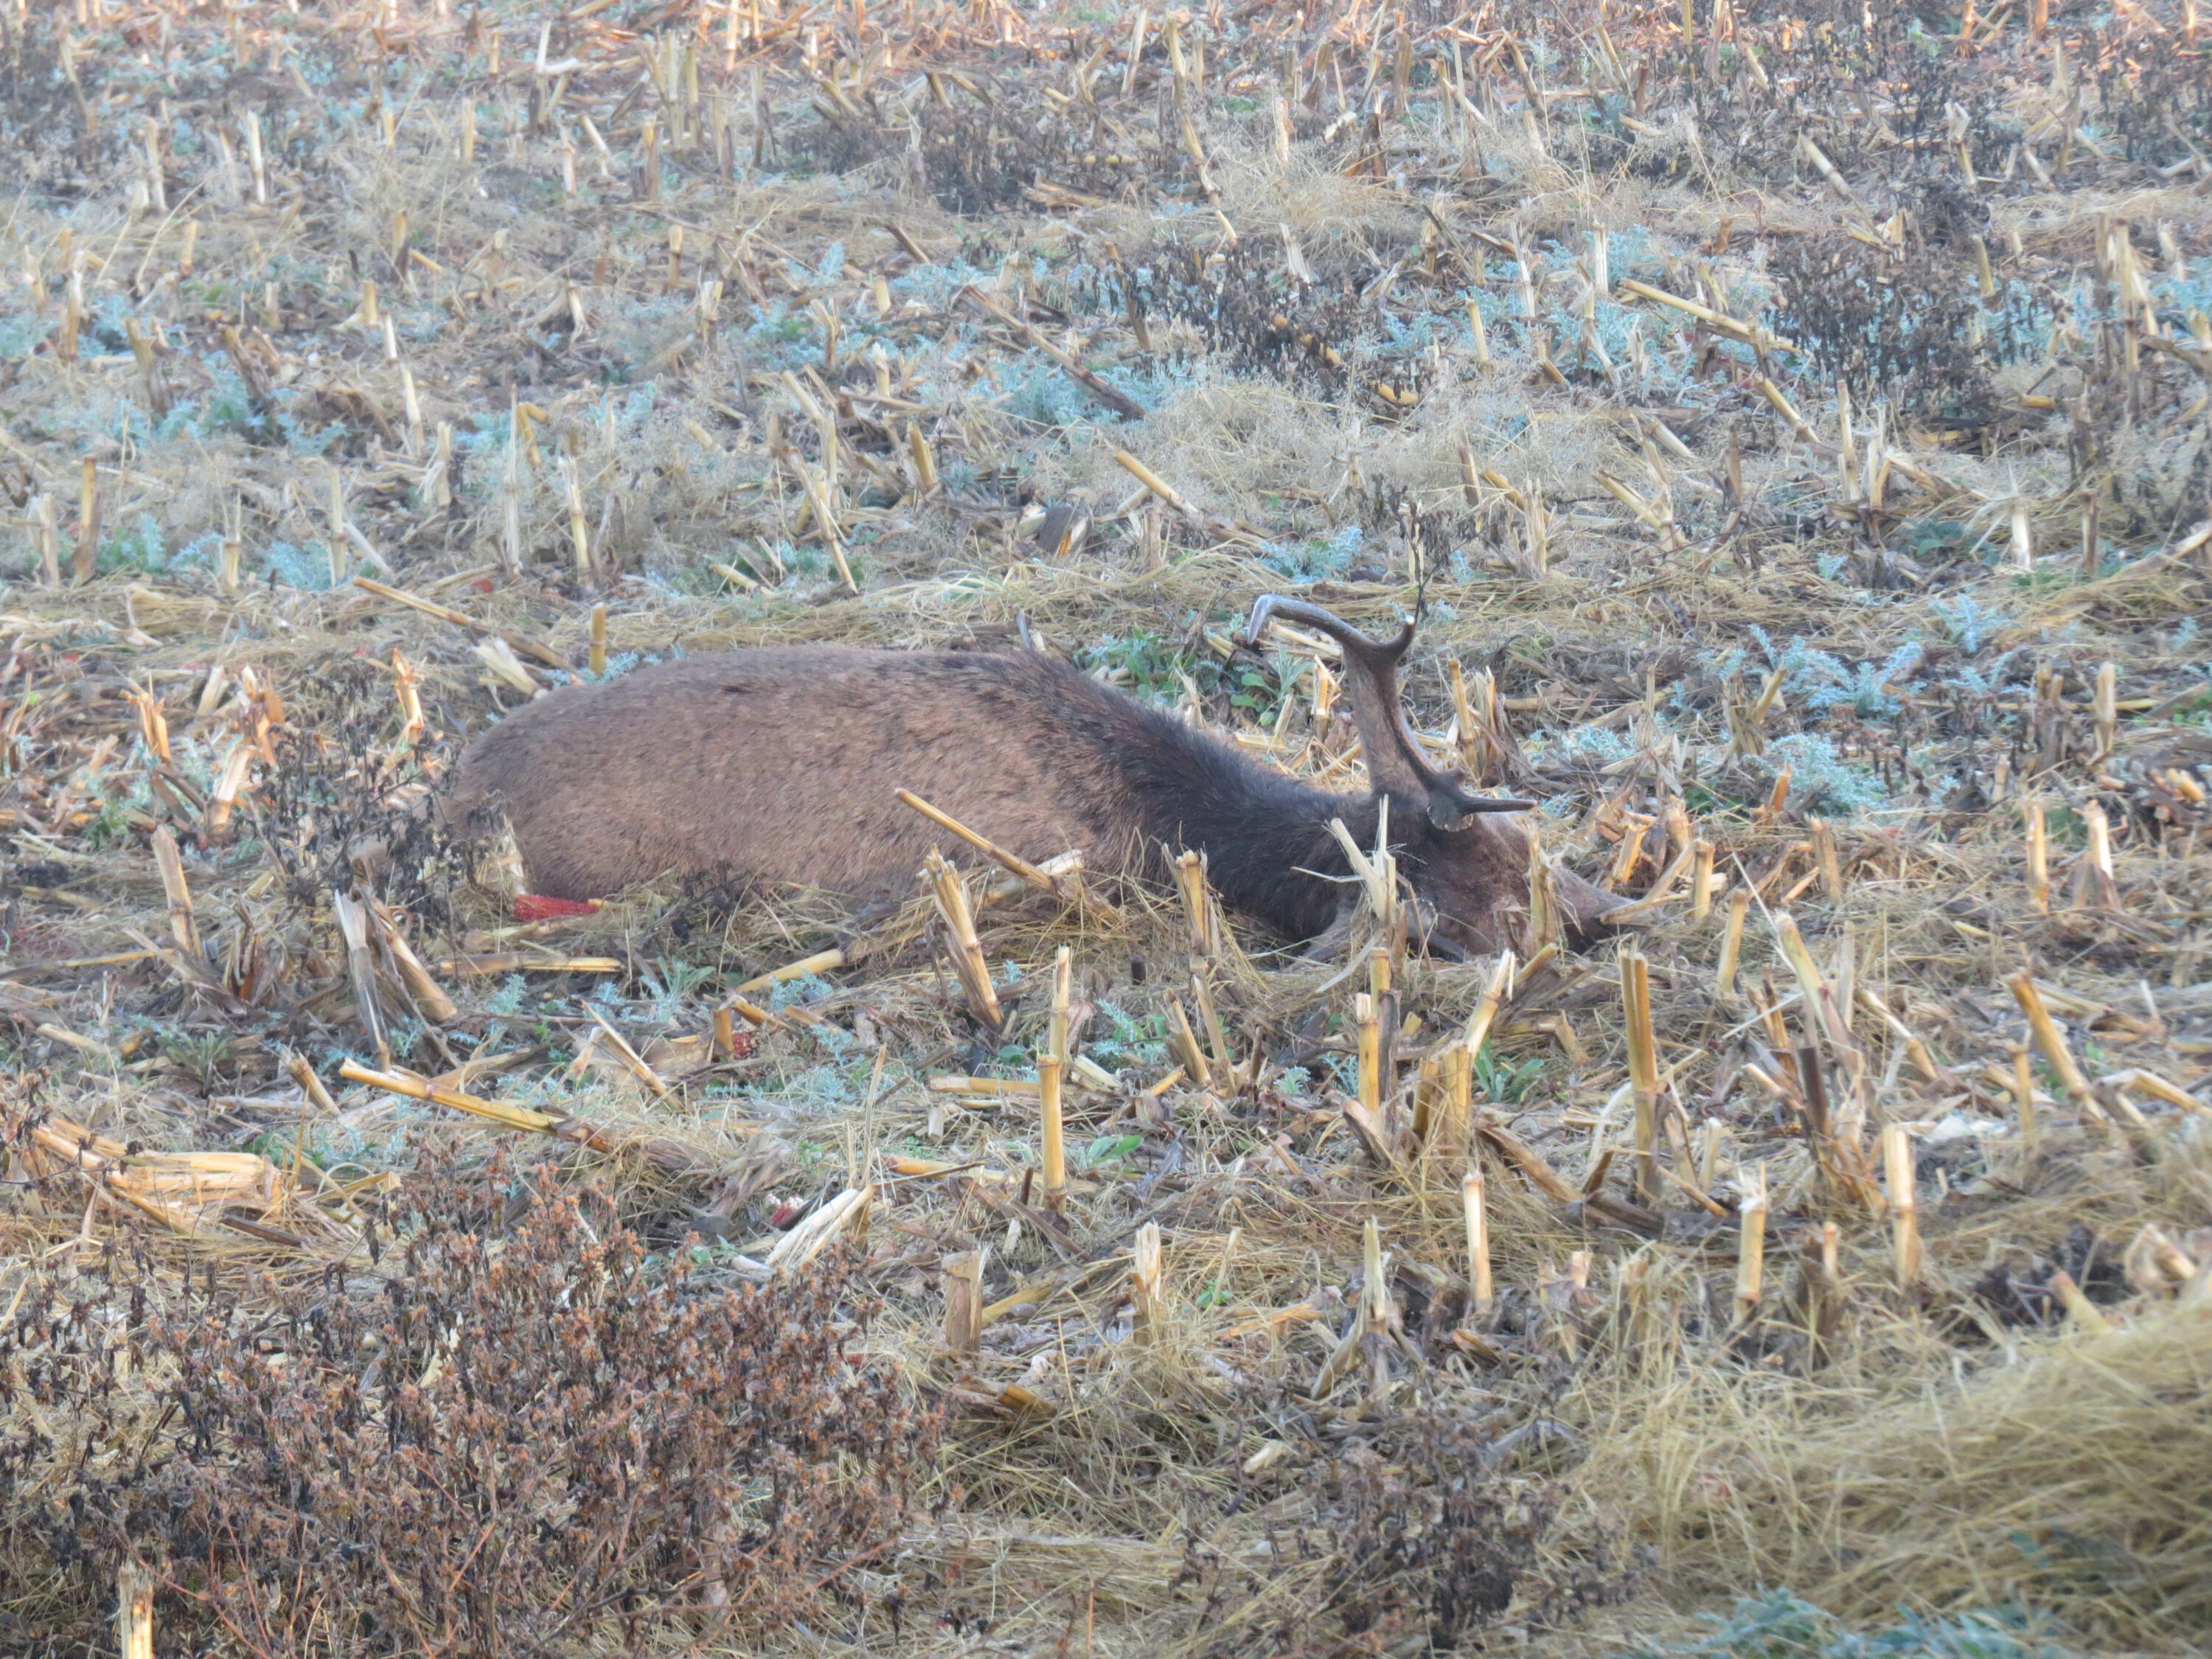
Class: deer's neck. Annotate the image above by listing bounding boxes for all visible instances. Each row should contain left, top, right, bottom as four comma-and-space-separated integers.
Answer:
1103, 714, 1385, 942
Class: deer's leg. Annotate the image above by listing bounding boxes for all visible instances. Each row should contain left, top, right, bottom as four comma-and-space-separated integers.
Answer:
1410, 897, 1470, 962
1294, 899, 1360, 964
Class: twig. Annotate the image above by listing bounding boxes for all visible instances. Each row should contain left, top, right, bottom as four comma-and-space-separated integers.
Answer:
351, 577, 572, 669
897, 789, 1109, 914
959, 286, 1147, 422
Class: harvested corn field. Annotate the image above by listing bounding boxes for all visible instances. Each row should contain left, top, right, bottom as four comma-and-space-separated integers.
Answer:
1, 0, 2210, 1655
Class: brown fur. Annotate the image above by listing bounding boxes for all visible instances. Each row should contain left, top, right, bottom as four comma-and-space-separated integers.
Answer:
448, 622, 1615, 956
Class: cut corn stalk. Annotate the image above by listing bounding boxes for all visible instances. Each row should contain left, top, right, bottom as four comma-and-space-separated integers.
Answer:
1812, 818, 1843, 902
15, 1115, 310, 1244
339, 1062, 699, 1169
204, 740, 257, 839
350, 577, 571, 670
1130, 1221, 1166, 1340
2069, 801, 2121, 910
735, 948, 846, 995
925, 852, 1002, 1034
960, 286, 1147, 422
1618, 277, 1801, 353
1324, 810, 1399, 938
897, 790, 1107, 915
150, 827, 199, 961
1734, 1164, 1768, 1324
1433, 1042, 1474, 1160
2099, 1068, 2208, 1117
943, 1247, 986, 1352
583, 1006, 671, 1096
433, 954, 622, 977
1798, 136, 1859, 200
1691, 839, 1717, 919
1191, 971, 1237, 1085
1314, 1219, 1385, 1395
1113, 449, 1207, 524
1772, 912, 1854, 1054
1599, 837, 1703, 922
1756, 377, 1820, 445
271, 1052, 334, 1120
1464, 1168, 1492, 1318
1621, 947, 1660, 1205
1882, 1124, 1922, 1286
1855, 987, 1950, 1085
1354, 992, 1382, 1114
2007, 973, 2096, 1113
765, 1184, 872, 1270
1717, 889, 1750, 1001
1476, 1113, 1577, 1203
1040, 946, 1071, 1213
1519, 820, 1563, 956
473, 636, 541, 698
117, 1562, 153, 1659
2026, 798, 2051, 912
333, 890, 387, 1062
1165, 998, 1213, 1088
2048, 1270, 2114, 1335
2011, 1044, 2042, 1147
371, 901, 459, 1025
1174, 849, 1218, 964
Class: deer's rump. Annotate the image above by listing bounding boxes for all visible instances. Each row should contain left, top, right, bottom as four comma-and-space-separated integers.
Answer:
447, 645, 1176, 903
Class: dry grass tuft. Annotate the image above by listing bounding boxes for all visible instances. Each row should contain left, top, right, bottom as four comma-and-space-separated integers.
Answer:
1579, 1266, 2212, 1644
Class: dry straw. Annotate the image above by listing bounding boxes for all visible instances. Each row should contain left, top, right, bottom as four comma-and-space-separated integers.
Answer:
1, 1, 2209, 1654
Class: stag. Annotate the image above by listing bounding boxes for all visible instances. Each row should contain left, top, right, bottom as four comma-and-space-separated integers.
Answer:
447, 597, 1616, 956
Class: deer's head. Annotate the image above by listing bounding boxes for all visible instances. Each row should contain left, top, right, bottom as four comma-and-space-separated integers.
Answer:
1246, 596, 1620, 957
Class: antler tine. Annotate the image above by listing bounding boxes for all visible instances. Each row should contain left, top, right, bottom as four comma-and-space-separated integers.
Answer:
1246, 594, 1433, 803
1248, 594, 1535, 824
1244, 595, 1413, 668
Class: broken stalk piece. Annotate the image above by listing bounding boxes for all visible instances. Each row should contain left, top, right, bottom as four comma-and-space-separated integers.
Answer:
1040, 946, 1071, 1213
925, 849, 1004, 1033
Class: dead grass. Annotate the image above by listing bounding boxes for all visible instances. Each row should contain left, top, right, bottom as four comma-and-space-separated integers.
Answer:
1, 0, 2211, 1655
1574, 1255, 2212, 1643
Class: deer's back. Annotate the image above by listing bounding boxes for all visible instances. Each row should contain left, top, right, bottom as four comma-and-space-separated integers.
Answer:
451, 644, 1199, 901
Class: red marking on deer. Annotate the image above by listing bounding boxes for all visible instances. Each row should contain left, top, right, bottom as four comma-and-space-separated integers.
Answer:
513, 894, 602, 922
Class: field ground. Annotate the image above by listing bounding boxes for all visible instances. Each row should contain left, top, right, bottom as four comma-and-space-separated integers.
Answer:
1, 0, 2210, 1655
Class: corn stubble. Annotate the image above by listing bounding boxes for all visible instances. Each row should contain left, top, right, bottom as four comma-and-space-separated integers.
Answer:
2, 0, 2212, 1655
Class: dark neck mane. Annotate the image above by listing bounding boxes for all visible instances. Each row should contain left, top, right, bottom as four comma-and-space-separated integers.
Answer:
1057, 665, 1388, 940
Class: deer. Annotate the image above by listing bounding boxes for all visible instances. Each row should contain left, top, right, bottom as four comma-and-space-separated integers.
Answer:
445, 596, 1620, 959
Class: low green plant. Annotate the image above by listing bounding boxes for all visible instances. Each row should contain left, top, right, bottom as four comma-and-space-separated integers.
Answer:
1473, 1041, 1545, 1105
644, 955, 719, 1021
1074, 1133, 1143, 1171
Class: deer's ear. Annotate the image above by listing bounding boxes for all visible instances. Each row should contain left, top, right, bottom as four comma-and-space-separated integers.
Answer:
1427, 771, 1536, 831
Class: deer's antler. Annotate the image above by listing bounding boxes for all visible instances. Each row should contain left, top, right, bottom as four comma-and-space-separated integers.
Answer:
1246, 595, 1532, 829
